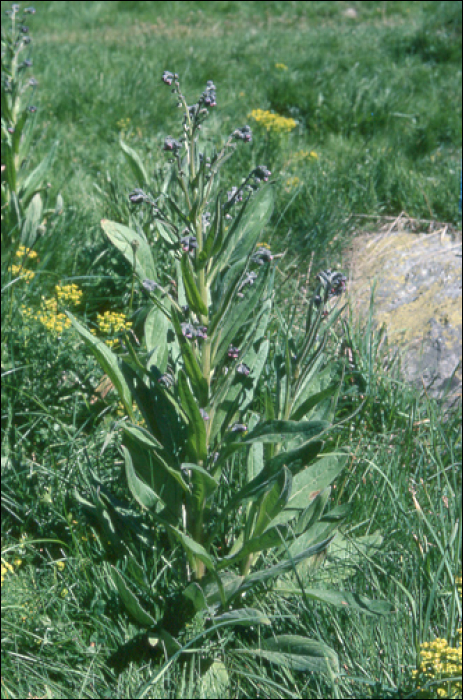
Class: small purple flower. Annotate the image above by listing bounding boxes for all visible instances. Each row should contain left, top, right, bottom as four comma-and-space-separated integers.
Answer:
254, 165, 271, 182
228, 345, 240, 359
142, 279, 160, 293
200, 408, 210, 421
29, 78, 37, 87
196, 325, 208, 340
181, 322, 196, 339
201, 80, 216, 107
158, 373, 173, 388
233, 125, 253, 143
180, 235, 198, 253
28, 105, 37, 113
162, 71, 176, 86
231, 423, 248, 433
237, 271, 258, 296
7, 126, 14, 134
24, 7, 36, 14
20, 25, 29, 33
23, 59, 32, 68
164, 136, 181, 153
129, 188, 147, 204
251, 248, 273, 265
236, 363, 250, 376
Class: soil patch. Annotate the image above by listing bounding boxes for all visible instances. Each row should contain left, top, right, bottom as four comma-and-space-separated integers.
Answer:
343, 214, 462, 401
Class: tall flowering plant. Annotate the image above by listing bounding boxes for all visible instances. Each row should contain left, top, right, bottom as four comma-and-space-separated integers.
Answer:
69, 74, 391, 673
1, 3, 62, 255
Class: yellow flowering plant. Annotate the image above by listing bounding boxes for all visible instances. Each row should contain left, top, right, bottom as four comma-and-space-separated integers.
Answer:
68, 72, 391, 676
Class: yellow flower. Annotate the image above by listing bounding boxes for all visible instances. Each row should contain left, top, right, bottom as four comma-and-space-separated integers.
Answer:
275, 63, 289, 71
248, 109, 297, 134
285, 176, 300, 190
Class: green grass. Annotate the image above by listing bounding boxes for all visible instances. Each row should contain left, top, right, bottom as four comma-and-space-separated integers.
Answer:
1, 1, 462, 698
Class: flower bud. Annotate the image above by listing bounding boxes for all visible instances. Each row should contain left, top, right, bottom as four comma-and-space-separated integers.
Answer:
251, 248, 273, 265
228, 345, 240, 359
180, 235, 198, 253
162, 71, 176, 86
233, 125, 253, 143
142, 279, 160, 293
129, 188, 146, 204
231, 423, 248, 433
236, 363, 250, 376
200, 408, 210, 421
24, 7, 36, 14
28, 105, 37, 113
164, 136, 181, 152
254, 165, 271, 182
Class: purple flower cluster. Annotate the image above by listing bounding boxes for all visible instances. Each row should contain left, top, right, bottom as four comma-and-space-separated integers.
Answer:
251, 248, 273, 265
233, 125, 253, 143
254, 165, 271, 183
162, 71, 177, 86
164, 136, 182, 153
180, 235, 198, 253
181, 322, 207, 340
201, 80, 216, 108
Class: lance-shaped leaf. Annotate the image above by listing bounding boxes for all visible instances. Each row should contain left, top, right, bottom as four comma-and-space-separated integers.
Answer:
171, 308, 208, 406
183, 463, 219, 512
212, 184, 274, 280
122, 425, 185, 522
178, 371, 207, 464
231, 535, 335, 598
111, 566, 156, 627
213, 608, 271, 626
184, 572, 244, 612
122, 445, 164, 511
66, 312, 134, 420
250, 466, 292, 538
181, 253, 208, 316
123, 426, 190, 493
120, 139, 149, 185
248, 635, 339, 676
217, 523, 292, 569
166, 525, 216, 574
20, 141, 58, 207
243, 419, 330, 445
101, 219, 156, 282
277, 586, 395, 616
145, 305, 169, 374
120, 361, 186, 454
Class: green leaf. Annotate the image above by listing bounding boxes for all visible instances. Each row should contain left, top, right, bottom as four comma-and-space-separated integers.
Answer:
145, 305, 169, 373
213, 608, 271, 626
66, 312, 134, 420
101, 219, 156, 282
111, 566, 156, 627
250, 635, 339, 676
285, 453, 348, 514
251, 467, 292, 538
243, 419, 330, 445
235, 535, 335, 595
120, 139, 149, 185
181, 253, 208, 316
213, 184, 274, 279
122, 445, 162, 511
184, 572, 244, 612
20, 192, 42, 248
20, 141, 58, 207
183, 463, 219, 512
178, 371, 207, 463
290, 383, 338, 422
298, 588, 394, 615
167, 525, 215, 574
